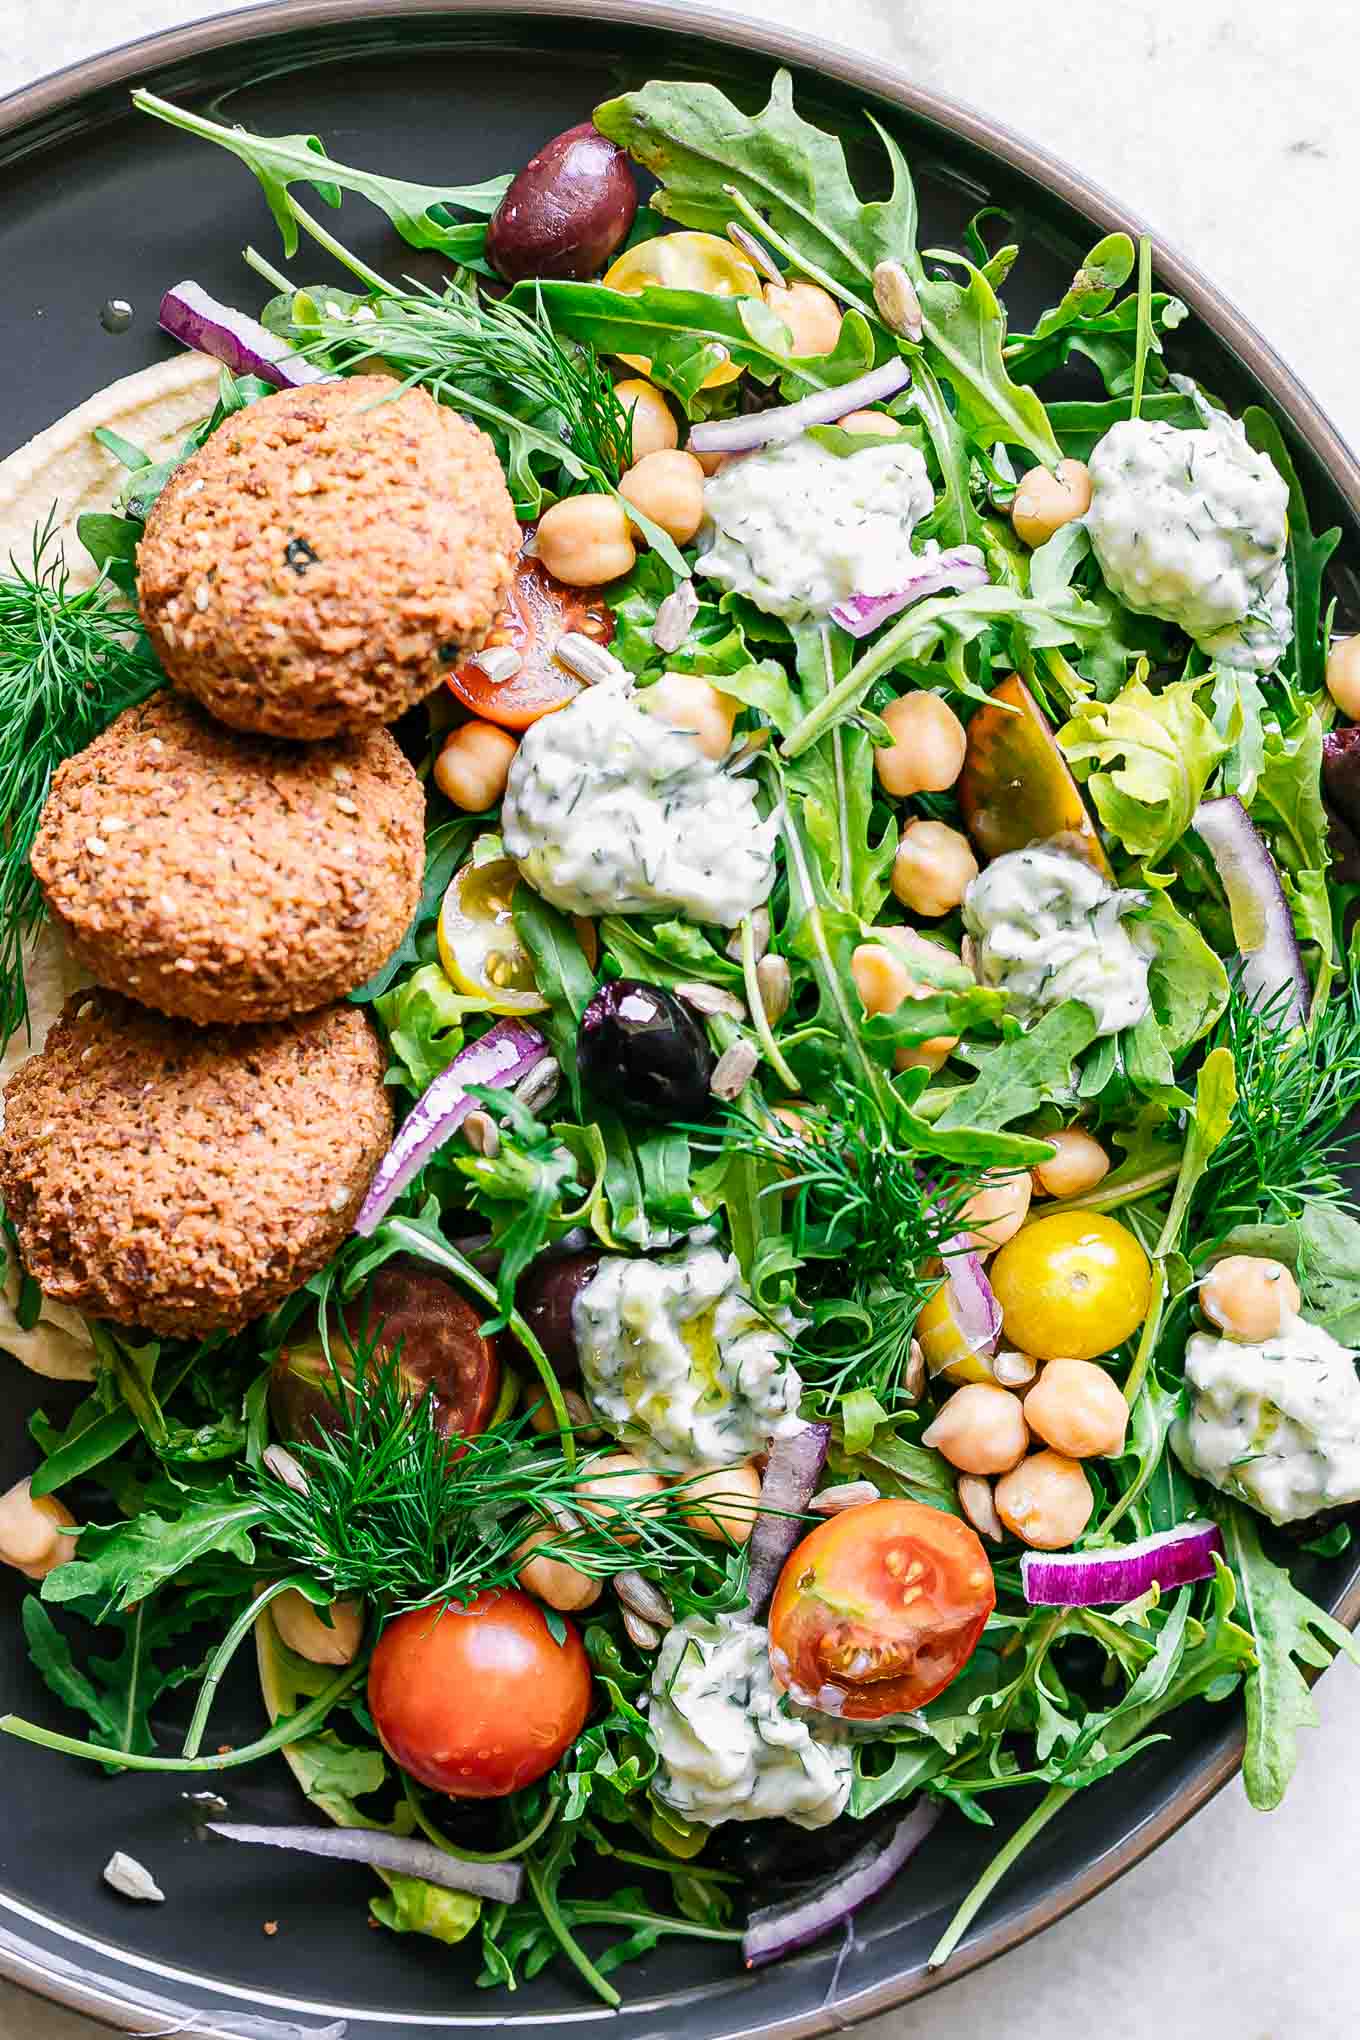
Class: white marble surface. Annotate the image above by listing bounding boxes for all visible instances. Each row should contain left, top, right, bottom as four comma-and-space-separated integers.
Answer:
3, 3, 1359, 2036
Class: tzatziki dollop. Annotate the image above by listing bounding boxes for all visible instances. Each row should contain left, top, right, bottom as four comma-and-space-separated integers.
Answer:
501, 677, 777, 927
573, 1245, 804, 1473
1085, 406, 1291, 672
1172, 1313, 1360, 1524
649, 1614, 852, 1829
695, 436, 934, 621
961, 846, 1152, 1037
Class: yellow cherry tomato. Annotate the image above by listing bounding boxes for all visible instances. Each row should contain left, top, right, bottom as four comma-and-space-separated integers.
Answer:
914, 1282, 994, 1385
603, 232, 763, 389
989, 1212, 1152, 1363
438, 856, 545, 1014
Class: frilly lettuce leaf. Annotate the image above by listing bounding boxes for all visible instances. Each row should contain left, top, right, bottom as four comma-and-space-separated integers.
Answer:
373, 963, 490, 1094
371, 1874, 481, 1946
1058, 673, 1229, 862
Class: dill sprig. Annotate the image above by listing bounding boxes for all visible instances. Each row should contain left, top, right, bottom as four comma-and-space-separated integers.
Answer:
0, 522, 163, 1049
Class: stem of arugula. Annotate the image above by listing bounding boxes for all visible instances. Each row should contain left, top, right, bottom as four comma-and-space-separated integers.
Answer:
403, 1775, 560, 1863
182, 1576, 312, 1760
928, 1784, 1073, 1969
524, 1853, 621, 2009
738, 914, 799, 1092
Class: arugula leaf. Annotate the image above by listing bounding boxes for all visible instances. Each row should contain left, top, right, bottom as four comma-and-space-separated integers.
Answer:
937, 1003, 1100, 1130
1048, 388, 1201, 462
43, 1484, 260, 1614
1140, 889, 1230, 1059
353, 813, 484, 1004
1211, 1200, 1360, 1345
1250, 708, 1334, 966
1243, 407, 1341, 697
1004, 233, 1136, 370
600, 915, 743, 990
513, 891, 598, 1115
374, 963, 488, 1093
1058, 674, 1229, 862
917, 258, 1061, 461
786, 620, 897, 919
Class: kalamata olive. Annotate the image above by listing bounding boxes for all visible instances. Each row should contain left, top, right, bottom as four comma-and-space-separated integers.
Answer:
577, 979, 716, 1125
486, 121, 638, 283
712, 1811, 899, 1890
514, 1250, 603, 1379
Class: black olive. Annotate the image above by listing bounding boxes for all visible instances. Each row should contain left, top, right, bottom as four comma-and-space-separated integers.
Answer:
577, 980, 715, 1125
514, 1250, 602, 1380
711, 1811, 898, 1889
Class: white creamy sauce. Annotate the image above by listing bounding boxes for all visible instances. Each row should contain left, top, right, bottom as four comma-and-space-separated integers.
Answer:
1085, 408, 1291, 673
695, 436, 934, 620
649, 1614, 852, 1829
1172, 1313, 1360, 1525
573, 1245, 804, 1473
501, 678, 776, 927
962, 846, 1152, 1037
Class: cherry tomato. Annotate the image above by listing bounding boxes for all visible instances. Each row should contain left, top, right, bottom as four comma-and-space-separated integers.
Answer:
436, 851, 597, 1011
768, 1498, 995, 1719
603, 232, 763, 389
914, 1281, 995, 1385
447, 534, 615, 731
369, 1590, 592, 1797
958, 674, 1112, 877
989, 1211, 1152, 1362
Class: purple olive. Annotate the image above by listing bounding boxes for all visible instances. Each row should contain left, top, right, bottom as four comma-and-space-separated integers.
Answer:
486, 121, 638, 283
515, 1250, 603, 1379
578, 979, 716, 1125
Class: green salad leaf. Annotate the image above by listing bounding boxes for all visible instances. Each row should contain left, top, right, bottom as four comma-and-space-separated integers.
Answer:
1058, 673, 1229, 863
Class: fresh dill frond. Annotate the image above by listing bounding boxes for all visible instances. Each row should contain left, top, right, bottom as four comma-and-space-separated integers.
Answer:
0, 522, 163, 1050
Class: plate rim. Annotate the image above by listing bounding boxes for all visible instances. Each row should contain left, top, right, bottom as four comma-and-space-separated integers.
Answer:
2, 4, 1358, 2036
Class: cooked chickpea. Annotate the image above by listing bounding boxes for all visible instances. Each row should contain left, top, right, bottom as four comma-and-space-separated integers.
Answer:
528, 1387, 598, 1439
1032, 1127, 1110, 1201
763, 279, 843, 356
1201, 1254, 1301, 1343
536, 493, 636, 585
0, 1478, 76, 1582
836, 408, 900, 438
921, 1383, 1029, 1475
962, 1170, 1033, 1254
615, 377, 679, 460
619, 449, 707, 546
433, 720, 518, 812
271, 1590, 364, 1666
891, 819, 979, 918
895, 1036, 957, 1076
851, 940, 960, 1071
1011, 459, 1093, 548
994, 1449, 1093, 1548
693, 448, 729, 478
875, 692, 968, 798
1023, 1358, 1128, 1459
642, 671, 738, 760
514, 1523, 603, 1612
1326, 636, 1360, 720
574, 1451, 665, 1546
679, 1463, 762, 1544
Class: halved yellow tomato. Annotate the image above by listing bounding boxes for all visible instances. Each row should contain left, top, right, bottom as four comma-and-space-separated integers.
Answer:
958, 674, 1112, 877
437, 856, 596, 1013
603, 231, 763, 389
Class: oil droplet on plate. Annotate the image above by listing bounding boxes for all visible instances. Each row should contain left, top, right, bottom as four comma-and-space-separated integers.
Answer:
99, 298, 134, 334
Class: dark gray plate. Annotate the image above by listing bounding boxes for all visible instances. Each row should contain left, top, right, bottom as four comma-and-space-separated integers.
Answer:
2, 5, 1358, 2036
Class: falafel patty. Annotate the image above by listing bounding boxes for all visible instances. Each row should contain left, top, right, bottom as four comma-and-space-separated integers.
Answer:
137, 375, 521, 739
31, 692, 424, 1025
0, 992, 391, 1336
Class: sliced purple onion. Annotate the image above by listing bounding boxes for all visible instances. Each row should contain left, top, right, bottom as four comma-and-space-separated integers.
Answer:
158, 281, 330, 390
1193, 797, 1309, 1028
688, 358, 911, 457
742, 1798, 941, 1968
944, 1245, 1002, 1356
830, 547, 989, 638
1021, 1521, 1224, 1607
205, 1822, 522, 1902
743, 1421, 831, 1618
354, 1018, 547, 1236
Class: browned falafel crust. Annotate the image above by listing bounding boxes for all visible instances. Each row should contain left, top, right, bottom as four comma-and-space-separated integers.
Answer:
31, 692, 425, 1025
136, 375, 521, 739
0, 992, 392, 1336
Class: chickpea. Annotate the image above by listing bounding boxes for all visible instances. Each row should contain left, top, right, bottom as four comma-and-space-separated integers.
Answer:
837, 408, 900, 439
642, 671, 738, 760
995, 1449, 1093, 1548
895, 1037, 956, 1076
875, 692, 967, 798
537, 494, 636, 586
763, 279, 843, 357
891, 819, 979, 918
921, 1383, 1029, 1475
271, 1590, 364, 1666
0, 1478, 76, 1582
1032, 1127, 1110, 1201
528, 1387, 599, 1440
679, 1462, 762, 1544
851, 940, 959, 1072
433, 720, 518, 812
1023, 1358, 1128, 1459
962, 1170, 1033, 1255
514, 1523, 603, 1612
619, 449, 707, 546
615, 377, 679, 460
1326, 636, 1360, 720
1201, 1254, 1301, 1343
693, 448, 730, 478
574, 1451, 665, 1547
1011, 459, 1093, 548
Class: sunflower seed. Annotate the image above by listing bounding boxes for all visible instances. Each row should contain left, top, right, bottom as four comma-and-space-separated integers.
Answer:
103, 1852, 164, 1903
755, 954, 791, 1024
515, 1058, 561, 1115
904, 1338, 926, 1400
726, 905, 770, 963
810, 1480, 880, 1515
957, 1475, 1003, 1543
993, 1350, 1038, 1389
555, 633, 629, 687
724, 219, 784, 286
463, 1109, 501, 1159
652, 579, 701, 654
472, 645, 523, 684
675, 981, 746, 1021
263, 1445, 309, 1496
615, 1570, 675, 1629
872, 259, 925, 343
710, 1041, 758, 1102
622, 1608, 663, 1652
726, 728, 771, 774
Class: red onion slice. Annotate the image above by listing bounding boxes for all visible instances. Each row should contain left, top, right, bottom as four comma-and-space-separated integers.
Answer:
1021, 1521, 1224, 1607
205, 1821, 522, 1902
830, 547, 989, 638
158, 281, 330, 389
742, 1797, 941, 1968
688, 359, 911, 457
743, 1421, 831, 1617
1193, 797, 1309, 1028
354, 1017, 547, 1236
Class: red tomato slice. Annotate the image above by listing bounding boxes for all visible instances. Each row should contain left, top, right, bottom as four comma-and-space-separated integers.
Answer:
447, 531, 616, 729
768, 1498, 995, 1718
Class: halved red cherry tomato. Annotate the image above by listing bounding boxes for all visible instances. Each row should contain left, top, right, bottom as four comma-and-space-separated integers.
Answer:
958, 674, 1112, 877
768, 1498, 995, 1718
447, 531, 615, 730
